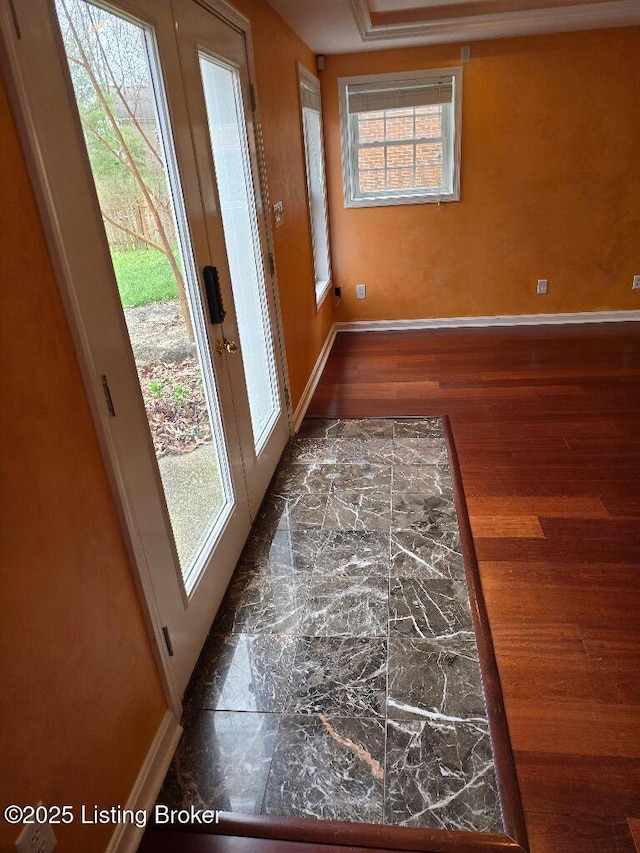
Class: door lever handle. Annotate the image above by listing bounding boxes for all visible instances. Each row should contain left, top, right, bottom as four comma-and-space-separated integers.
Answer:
216, 338, 238, 355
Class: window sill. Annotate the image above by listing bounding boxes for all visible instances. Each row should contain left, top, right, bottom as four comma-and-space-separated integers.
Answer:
315, 279, 332, 310
345, 190, 459, 209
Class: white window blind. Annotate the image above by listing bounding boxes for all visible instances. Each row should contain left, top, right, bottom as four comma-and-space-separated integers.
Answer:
298, 65, 332, 306
346, 79, 454, 114
300, 82, 321, 112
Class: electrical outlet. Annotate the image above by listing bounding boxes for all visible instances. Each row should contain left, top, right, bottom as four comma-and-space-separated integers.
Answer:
356, 283, 366, 299
632, 275, 640, 290
537, 279, 548, 295
15, 817, 57, 853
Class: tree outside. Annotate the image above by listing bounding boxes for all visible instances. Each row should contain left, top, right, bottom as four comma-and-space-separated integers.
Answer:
56, 0, 192, 322
56, 0, 225, 572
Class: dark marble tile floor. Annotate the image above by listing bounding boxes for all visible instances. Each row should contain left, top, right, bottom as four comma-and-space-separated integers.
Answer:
158, 418, 503, 833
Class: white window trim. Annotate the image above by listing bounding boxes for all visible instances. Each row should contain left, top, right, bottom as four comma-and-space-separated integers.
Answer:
298, 63, 332, 308
338, 67, 463, 209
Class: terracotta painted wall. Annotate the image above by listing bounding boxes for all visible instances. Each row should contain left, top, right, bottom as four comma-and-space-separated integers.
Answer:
0, 75, 167, 851
232, 0, 335, 408
322, 27, 640, 322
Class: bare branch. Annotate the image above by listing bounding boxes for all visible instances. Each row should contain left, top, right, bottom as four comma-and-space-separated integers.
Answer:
146, 183, 172, 215
57, 0, 194, 341
85, 4, 164, 168
59, 0, 174, 254
100, 209, 167, 254
80, 113, 128, 169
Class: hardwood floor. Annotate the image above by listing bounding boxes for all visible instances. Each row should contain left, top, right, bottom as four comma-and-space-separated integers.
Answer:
138, 832, 417, 853
141, 323, 639, 853
305, 323, 640, 853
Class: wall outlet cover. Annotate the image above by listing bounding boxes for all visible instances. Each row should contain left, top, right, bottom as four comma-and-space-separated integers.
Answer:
15, 819, 57, 853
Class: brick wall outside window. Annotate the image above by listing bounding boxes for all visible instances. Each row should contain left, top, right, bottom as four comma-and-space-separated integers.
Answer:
356, 106, 443, 192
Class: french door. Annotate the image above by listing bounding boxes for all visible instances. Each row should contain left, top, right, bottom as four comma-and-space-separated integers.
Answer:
2, 0, 290, 704
171, 0, 289, 507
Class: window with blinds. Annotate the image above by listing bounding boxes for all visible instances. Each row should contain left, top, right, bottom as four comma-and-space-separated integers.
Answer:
339, 68, 462, 208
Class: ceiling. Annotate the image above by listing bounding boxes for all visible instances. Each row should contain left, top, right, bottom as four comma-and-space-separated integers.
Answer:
266, 0, 640, 53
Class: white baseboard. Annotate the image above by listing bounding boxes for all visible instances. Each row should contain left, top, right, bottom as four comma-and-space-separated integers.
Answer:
292, 325, 337, 431
334, 309, 640, 333
106, 710, 182, 853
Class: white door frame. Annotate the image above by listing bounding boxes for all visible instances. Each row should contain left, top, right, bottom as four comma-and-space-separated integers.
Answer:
0, 0, 292, 713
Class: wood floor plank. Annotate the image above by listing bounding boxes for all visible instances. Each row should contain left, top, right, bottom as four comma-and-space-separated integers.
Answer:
516, 752, 640, 817
494, 648, 596, 706
466, 496, 609, 517
474, 537, 640, 563
138, 831, 416, 853
581, 627, 640, 658
525, 813, 637, 853
469, 515, 544, 538
538, 518, 640, 539
503, 699, 608, 755
600, 494, 640, 517
593, 706, 640, 758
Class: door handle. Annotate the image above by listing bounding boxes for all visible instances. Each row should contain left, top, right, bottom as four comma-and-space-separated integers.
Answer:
216, 338, 238, 355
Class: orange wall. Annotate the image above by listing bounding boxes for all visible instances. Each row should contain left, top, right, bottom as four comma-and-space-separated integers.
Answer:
322, 27, 640, 322
0, 74, 167, 851
233, 0, 335, 408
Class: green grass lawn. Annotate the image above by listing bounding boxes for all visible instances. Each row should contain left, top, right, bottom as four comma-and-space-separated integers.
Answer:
111, 247, 180, 307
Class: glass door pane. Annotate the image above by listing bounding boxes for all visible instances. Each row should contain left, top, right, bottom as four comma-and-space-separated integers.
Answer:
55, 0, 234, 590
199, 56, 280, 453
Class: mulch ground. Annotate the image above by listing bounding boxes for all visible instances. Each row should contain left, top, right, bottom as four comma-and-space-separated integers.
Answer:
137, 357, 212, 457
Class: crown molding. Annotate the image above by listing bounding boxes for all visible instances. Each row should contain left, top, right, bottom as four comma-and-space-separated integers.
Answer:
348, 0, 640, 45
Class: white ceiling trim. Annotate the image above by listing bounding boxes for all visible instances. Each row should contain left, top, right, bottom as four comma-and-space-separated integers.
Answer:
348, 0, 640, 46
